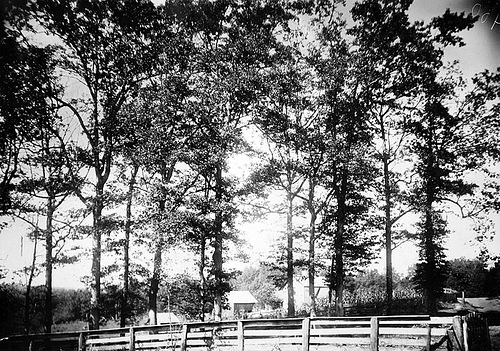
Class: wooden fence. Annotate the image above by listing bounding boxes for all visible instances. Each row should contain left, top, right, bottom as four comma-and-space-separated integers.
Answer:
0, 314, 488, 351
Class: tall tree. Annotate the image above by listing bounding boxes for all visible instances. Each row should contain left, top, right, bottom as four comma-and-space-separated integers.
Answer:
181, 0, 295, 320
34, 0, 166, 329
310, 8, 381, 316
348, 0, 432, 314
407, 10, 476, 315
254, 60, 311, 317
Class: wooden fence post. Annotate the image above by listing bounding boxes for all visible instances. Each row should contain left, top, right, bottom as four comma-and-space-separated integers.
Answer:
463, 316, 469, 351
370, 317, 379, 351
302, 318, 311, 351
237, 320, 244, 351
78, 332, 85, 351
426, 324, 432, 351
452, 315, 464, 350
180, 324, 188, 351
129, 327, 135, 351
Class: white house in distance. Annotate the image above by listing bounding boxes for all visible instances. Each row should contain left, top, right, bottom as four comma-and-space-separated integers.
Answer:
225, 290, 258, 318
279, 279, 330, 313
142, 312, 182, 325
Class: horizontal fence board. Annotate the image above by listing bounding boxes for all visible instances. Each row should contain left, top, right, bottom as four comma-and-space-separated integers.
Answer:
186, 331, 214, 338
378, 321, 451, 327
311, 324, 371, 330
244, 329, 302, 337
244, 336, 303, 345
379, 337, 428, 347
185, 339, 238, 347
244, 344, 302, 351
379, 327, 447, 336
135, 333, 182, 342
310, 327, 371, 336
135, 340, 182, 349
86, 336, 129, 344
310, 336, 372, 345
85, 344, 129, 351
308, 345, 370, 351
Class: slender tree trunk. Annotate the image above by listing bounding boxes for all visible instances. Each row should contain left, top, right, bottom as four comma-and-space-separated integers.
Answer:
199, 235, 206, 321
148, 244, 162, 325
334, 215, 345, 317
213, 163, 224, 321
148, 162, 174, 325
382, 153, 393, 315
423, 193, 438, 315
44, 196, 55, 333
286, 191, 295, 317
25, 231, 39, 334
308, 181, 317, 317
334, 167, 348, 317
149, 208, 164, 325
90, 187, 104, 330
121, 165, 138, 328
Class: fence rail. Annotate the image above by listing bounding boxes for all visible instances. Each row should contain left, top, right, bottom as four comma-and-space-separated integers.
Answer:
0, 315, 465, 351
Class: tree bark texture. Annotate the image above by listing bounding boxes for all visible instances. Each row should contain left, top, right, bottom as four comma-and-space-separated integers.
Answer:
44, 197, 55, 333
286, 191, 295, 317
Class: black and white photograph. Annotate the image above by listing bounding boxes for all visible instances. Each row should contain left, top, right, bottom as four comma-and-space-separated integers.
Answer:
1, 0, 500, 350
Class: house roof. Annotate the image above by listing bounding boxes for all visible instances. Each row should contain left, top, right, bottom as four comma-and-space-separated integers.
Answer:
228, 290, 258, 304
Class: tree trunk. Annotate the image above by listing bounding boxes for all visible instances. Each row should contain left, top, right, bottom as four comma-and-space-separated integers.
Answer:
199, 235, 206, 321
424, 200, 438, 315
121, 165, 138, 328
149, 211, 164, 326
334, 167, 348, 317
90, 187, 104, 330
148, 254, 161, 326
25, 231, 39, 334
44, 196, 55, 333
286, 191, 295, 317
382, 153, 393, 315
308, 181, 317, 317
148, 162, 174, 325
213, 163, 224, 321
334, 216, 345, 317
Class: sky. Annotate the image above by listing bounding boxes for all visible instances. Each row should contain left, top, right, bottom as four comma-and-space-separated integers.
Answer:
1, 0, 500, 289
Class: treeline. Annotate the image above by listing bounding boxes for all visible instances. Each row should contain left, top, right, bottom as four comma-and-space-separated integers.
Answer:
1, 0, 500, 334
0, 273, 207, 337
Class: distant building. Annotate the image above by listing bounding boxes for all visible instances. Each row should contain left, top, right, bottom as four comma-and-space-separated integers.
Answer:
157, 312, 181, 324
142, 312, 182, 325
279, 279, 329, 313
225, 291, 258, 318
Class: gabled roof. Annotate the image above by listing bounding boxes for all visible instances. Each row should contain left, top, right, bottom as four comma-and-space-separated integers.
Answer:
228, 290, 258, 304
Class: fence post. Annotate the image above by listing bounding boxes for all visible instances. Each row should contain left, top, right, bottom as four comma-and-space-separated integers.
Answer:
452, 315, 464, 350
302, 317, 311, 351
238, 320, 244, 351
426, 324, 431, 351
180, 324, 188, 351
463, 317, 469, 351
129, 327, 135, 351
370, 317, 379, 351
78, 332, 86, 351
